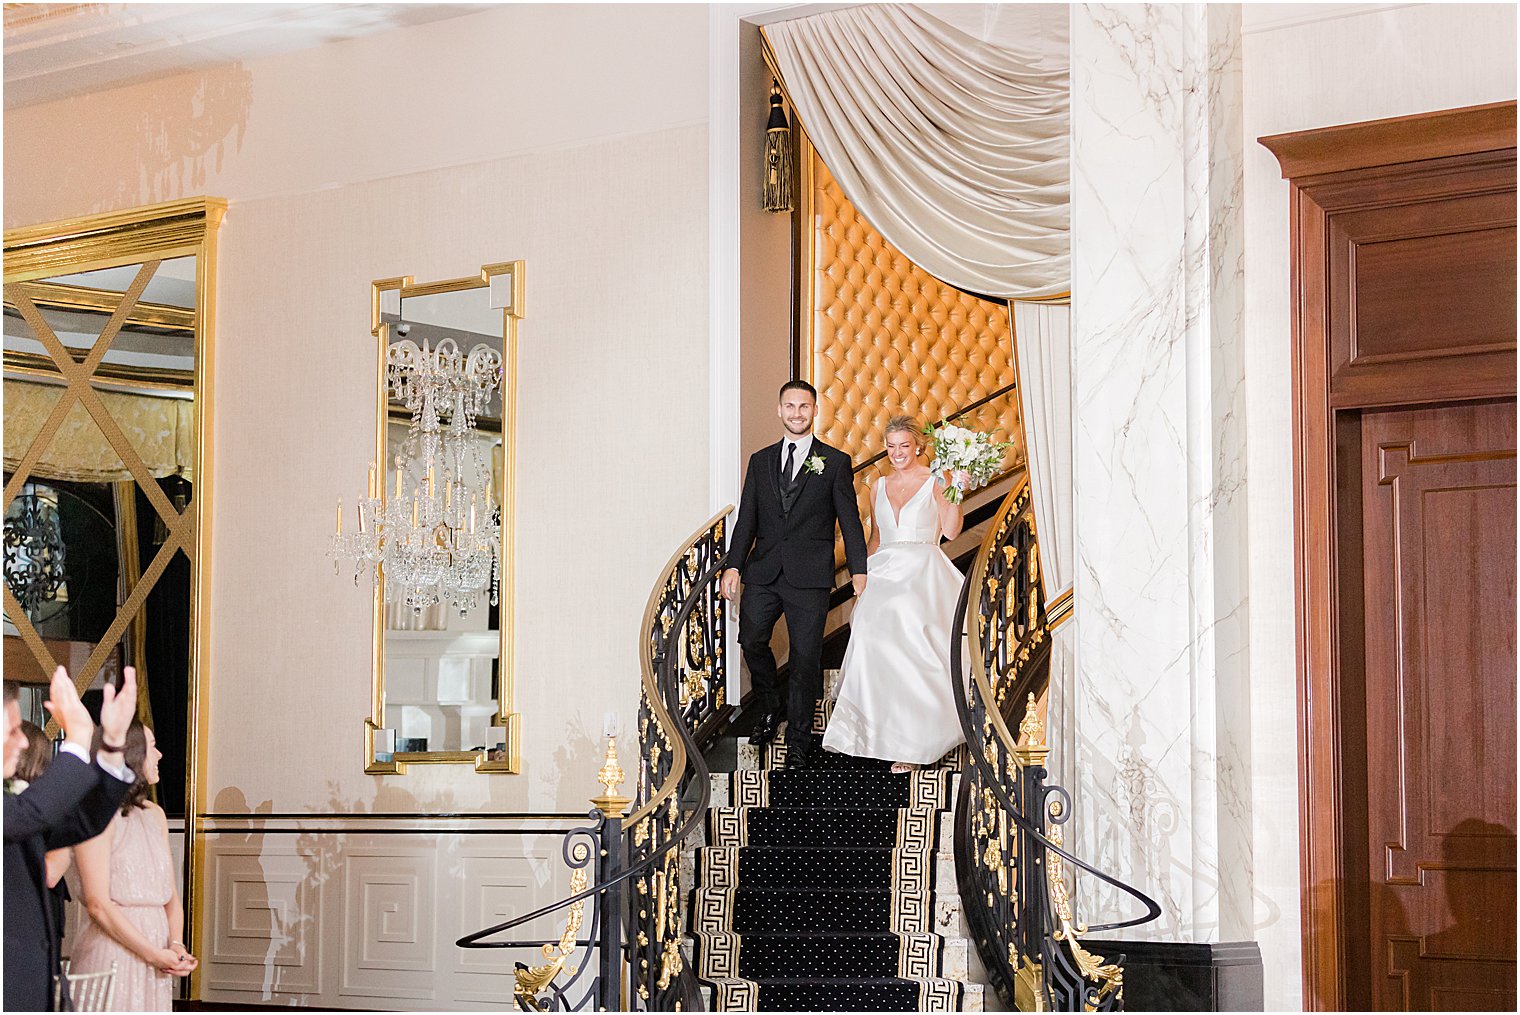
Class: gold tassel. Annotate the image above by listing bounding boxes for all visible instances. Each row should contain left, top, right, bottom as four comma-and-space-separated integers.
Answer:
763, 80, 794, 213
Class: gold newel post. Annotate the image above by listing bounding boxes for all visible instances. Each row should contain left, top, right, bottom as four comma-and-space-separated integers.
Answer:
1013, 691, 1049, 768
513, 735, 634, 1011
589, 734, 630, 1010
590, 734, 632, 817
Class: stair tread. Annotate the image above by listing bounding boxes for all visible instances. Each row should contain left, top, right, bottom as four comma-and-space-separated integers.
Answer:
697, 886, 933, 895
698, 661, 978, 1009
696, 845, 943, 852
691, 930, 964, 941
705, 976, 964, 984
711, 805, 947, 813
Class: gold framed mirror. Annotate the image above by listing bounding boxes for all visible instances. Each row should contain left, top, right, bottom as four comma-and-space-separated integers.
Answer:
360, 261, 523, 774
3, 198, 224, 980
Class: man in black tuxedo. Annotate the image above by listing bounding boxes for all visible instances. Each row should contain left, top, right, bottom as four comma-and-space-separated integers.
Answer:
722, 380, 869, 769
5, 667, 138, 1012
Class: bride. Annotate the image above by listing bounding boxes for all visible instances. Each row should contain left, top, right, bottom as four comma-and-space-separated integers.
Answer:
822, 415, 969, 773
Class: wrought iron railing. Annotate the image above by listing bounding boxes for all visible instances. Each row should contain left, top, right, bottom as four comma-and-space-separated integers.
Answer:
952, 477, 1161, 1011
458, 508, 732, 1012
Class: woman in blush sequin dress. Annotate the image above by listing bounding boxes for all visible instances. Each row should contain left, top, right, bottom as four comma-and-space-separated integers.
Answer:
69, 720, 197, 1009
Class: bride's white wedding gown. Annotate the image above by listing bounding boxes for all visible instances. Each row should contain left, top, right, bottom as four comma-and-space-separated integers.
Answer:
822, 475, 967, 765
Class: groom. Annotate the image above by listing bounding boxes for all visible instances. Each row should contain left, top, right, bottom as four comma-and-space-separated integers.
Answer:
721, 380, 869, 770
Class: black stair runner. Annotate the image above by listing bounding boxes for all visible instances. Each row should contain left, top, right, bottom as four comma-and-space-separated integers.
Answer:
690, 717, 972, 1012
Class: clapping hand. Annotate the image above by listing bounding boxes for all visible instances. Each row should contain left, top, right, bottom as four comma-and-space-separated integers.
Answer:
42, 666, 94, 750
99, 666, 138, 748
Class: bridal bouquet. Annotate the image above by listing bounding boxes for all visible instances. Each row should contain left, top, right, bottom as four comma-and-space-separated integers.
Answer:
925, 423, 1010, 504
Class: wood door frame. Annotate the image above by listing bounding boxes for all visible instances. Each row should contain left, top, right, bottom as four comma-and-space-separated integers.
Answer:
1261, 101, 1518, 1010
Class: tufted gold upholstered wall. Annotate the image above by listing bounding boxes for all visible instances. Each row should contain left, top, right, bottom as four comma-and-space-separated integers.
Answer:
802, 149, 1022, 560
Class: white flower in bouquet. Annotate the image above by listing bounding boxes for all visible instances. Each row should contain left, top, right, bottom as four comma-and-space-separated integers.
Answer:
924, 423, 1011, 504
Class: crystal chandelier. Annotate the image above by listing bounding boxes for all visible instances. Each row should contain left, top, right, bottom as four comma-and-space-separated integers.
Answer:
331, 336, 503, 615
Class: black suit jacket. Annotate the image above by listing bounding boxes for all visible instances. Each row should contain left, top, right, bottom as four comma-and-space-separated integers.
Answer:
726, 438, 869, 588
4, 752, 132, 1012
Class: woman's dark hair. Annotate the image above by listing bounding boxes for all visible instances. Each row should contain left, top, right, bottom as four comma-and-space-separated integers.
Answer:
93, 719, 151, 814
14, 721, 51, 784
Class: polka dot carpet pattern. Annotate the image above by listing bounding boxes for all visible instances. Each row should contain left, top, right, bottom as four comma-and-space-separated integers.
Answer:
691, 718, 973, 1010
767, 734, 967, 773
730, 769, 952, 811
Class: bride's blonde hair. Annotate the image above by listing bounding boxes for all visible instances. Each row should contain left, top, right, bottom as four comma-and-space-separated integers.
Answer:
884, 414, 924, 454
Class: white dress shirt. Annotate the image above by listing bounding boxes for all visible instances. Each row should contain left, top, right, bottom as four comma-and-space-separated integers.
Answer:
781, 434, 815, 481
58, 741, 133, 783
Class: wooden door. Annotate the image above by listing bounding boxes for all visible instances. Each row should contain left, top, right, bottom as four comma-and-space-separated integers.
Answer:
1263, 102, 1519, 1009
1360, 402, 1517, 1010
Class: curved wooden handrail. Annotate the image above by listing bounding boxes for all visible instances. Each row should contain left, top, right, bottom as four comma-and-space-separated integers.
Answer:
952, 479, 1162, 944
625, 505, 733, 829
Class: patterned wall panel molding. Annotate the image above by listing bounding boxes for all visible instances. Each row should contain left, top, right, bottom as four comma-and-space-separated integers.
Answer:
454, 853, 555, 976
199, 828, 569, 1011
205, 849, 321, 995
801, 149, 1023, 554
340, 849, 438, 1001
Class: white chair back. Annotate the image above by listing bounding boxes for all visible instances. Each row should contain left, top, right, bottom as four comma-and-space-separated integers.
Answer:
57, 959, 117, 1012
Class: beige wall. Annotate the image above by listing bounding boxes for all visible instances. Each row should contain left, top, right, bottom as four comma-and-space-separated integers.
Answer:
1241, 3, 1516, 1009
3, 4, 708, 225
208, 125, 709, 816
6, 6, 712, 1004
5, 1, 711, 811
738, 19, 795, 462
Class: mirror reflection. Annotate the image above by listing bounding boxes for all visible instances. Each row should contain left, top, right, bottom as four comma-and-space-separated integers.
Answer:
353, 270, 517, 768
3, 255, 199, 816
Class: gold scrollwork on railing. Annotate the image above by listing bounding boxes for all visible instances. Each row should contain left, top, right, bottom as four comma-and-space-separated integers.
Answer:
1046, 822, 1124, 1011
958, 475, 1155, 1011
959, 478, 1044, 1000
627, 506, 732, 1007
512, 850, 590, 1011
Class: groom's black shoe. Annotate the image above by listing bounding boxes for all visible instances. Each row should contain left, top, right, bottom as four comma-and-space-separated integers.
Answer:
783, 742, 810, 771
748, 711, 781, 748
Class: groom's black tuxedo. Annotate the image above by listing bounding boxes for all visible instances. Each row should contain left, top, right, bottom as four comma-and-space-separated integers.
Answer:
5, 752, 132, 1012
727, 437, 868, 753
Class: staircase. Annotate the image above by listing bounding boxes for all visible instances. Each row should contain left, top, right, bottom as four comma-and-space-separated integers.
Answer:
682, 674, 987, 1012
460, 489, 1158, 1013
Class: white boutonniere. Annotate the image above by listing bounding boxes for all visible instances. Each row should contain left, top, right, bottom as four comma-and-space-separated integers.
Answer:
804, 454, 826, 475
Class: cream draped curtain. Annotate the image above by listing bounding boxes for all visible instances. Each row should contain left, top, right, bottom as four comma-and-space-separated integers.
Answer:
764, 3, 1070, 298
1012, 302, 1072, 597
1012, 300, 1074, 784
768, 3, 1076, 762
3, 379, 195, 484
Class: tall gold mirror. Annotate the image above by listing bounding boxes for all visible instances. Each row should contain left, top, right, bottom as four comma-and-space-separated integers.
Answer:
3, 200, 223, 967
354, 262, 522, 774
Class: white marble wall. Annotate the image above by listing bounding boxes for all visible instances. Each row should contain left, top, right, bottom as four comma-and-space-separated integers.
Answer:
1069, 3, 1249, 943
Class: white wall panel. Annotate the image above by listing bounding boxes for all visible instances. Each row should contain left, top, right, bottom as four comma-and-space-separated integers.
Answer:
199, 826, 573, 1010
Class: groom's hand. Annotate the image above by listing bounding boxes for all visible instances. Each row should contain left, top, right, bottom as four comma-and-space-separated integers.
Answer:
721, 568, 741, 602
851, 574, 867, 597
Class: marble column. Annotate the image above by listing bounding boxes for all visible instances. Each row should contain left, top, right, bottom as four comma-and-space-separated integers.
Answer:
1068, 4, 1250, 943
